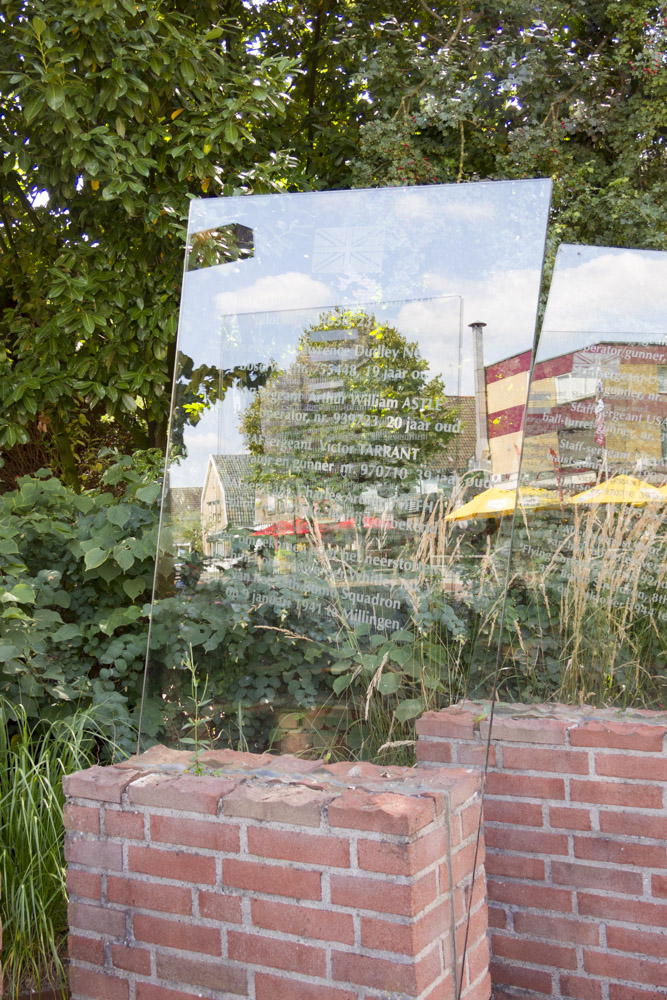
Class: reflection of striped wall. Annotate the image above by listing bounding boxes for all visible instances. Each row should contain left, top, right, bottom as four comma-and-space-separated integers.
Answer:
484, 351, 531, 478
484, 343, 667, 479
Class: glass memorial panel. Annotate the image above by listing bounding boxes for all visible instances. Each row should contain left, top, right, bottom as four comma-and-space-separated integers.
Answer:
140, 180, 551, 753
503, 244, 667, 707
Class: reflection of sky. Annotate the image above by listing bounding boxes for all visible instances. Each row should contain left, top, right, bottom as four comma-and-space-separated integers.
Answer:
178, 179, 551, 370
170, 387, 254, 489
170, 180, 552, 488
538, 244, 667, 360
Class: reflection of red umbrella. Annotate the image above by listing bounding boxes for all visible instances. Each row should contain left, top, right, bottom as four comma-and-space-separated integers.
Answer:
252, 518, 312, 536
253, 515, 399, 536
325, 518, 356, 532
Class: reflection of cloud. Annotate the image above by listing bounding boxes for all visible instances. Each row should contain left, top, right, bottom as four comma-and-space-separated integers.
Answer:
396, 297, 467, 395
214, 271, 331, 316
542, 248, 667, 348
422, 268, 542, 375
394, 189, 497, 224
170, 429, 218, 490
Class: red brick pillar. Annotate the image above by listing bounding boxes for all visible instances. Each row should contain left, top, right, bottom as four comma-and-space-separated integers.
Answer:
416, 701, 667, 999
64, 748, 490, 1000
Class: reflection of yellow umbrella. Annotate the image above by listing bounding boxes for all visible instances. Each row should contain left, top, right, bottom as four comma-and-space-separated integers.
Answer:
571, 474, 664, 506
445, 487, 560, 521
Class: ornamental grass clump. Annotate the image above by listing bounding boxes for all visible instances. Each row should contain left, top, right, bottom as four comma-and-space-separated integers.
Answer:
0, 699, 115, 998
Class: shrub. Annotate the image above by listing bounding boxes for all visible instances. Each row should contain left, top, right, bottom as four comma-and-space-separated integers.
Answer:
0, 453, 160, 754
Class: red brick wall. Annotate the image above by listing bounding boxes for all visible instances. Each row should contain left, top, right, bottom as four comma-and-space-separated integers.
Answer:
64, 748, 490, 1000
416, 701, 667, 1000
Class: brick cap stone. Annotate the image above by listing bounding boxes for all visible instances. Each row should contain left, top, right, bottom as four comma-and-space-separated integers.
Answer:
328, 788, 436, 835
127, 772, 237, 814
222, 781, 334, 827
63, 748, 483, 823
62, 765, 143, 804
421, 700, 667, 747
118, 745, 193, 771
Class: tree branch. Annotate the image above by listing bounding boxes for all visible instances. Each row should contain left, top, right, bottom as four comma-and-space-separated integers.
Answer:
418, 0, 465, 50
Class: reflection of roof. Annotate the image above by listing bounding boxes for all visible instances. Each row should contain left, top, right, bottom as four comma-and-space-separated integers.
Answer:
440, 397, 476, 470
212, 455, 255, 526
166, 487, 202, 517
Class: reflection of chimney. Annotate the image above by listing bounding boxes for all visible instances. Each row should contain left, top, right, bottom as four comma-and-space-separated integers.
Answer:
470, 322, 490, 466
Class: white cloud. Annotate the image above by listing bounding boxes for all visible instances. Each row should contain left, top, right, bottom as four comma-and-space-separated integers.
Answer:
214, 271, 332, 316
393, 188, 497, 225
414, 268, 542, 391
541, 248, 667, 357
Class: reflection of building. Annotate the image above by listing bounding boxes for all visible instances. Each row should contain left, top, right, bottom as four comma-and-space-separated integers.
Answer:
482, 343, 667, 482
484, 350, 532, 478
441, 396, 477, 471
201, 455, 256, 557
164, 486, 202, 557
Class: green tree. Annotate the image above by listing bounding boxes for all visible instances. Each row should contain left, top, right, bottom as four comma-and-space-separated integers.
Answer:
237, 1, 666, 250
3, 0, 664, 491
0, 0, 298, 489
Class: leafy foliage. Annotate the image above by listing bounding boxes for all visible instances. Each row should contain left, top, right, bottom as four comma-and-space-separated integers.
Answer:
0, 453, 162, 752
2, 1, 665, 491
0, 0, 298, 487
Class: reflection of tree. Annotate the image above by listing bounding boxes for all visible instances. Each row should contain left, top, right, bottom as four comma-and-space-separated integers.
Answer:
240, 307, 459, 495
171, 352, 275, 457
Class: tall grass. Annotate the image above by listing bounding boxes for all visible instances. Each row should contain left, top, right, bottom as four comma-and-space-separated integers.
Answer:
0, 700, 117, 998
497, 501, 667, 707
556, 502, 666, 705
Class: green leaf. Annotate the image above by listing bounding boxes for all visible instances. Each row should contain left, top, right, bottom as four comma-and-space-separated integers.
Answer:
52, 623, 81, 642
81, 313, 95, 335
224, 121, 239, 144
23, 94, 44, 124
74, 496, 97, 514
391, 646, 413, 666
0, 643, 20, 663
203, 26, 224, 40
45, 82, 65, 111
332, 673, 355, 695
32, 16, 46, 33
113, 545, 135, 571
136, 483, 160, 503
10, 584, 36, 605
106, 506, 131, 528
330, 658, 353, 674
98, 605, 142, 635
52, 685, 73, 702
394, 698, 424, 723
123, 576, 147, 600
84, 547, 109, 570
389, 629, 414, 643
378, 673, 401, 695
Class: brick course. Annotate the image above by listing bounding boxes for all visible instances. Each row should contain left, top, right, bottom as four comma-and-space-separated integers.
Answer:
416, 701, 667, 999
64, 748, 489, 1000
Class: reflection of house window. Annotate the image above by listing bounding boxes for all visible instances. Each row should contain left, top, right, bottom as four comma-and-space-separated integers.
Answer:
658, 366, 667, 394
266, 495, 276, 514
555, 373, 597, 404
206, 499, 221, 523
662, 418, 667, 460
